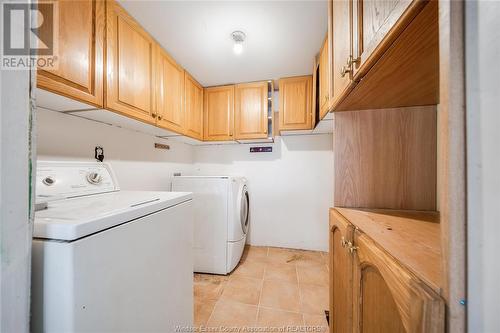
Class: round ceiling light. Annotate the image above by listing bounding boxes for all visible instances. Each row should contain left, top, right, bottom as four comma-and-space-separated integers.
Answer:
231, 31, 246, 55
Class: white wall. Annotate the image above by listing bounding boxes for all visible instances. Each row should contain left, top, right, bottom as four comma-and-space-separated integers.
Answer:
36, 109, 195, 191
466, 1, 500, 332
192, 135, 333, 251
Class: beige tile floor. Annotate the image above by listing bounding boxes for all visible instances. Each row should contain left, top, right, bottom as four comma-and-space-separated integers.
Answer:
194, 246, 330, 332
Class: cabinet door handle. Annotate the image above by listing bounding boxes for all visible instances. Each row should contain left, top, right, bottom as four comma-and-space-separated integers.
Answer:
348, 245, 359, 254
341, 237, 348, 248
152, 113, 157, 119
340, 65, 351, 78
158, 115, 163, 120
347, 56, 360, 67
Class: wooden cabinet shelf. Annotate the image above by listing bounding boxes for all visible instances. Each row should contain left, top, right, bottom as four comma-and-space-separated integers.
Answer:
329, 207, 444, 333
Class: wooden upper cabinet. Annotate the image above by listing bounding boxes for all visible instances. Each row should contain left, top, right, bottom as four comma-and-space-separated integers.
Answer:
279, 76, 313, 131
329, 210, 354, 333
184, 72, 204, 140
331, 0, 354, 106
234, 81, 268, 140
204, 85, 235, 141
155, 46, 184, 133
37, 0, 104, 107
105, 0, 155, 124
319, 37, 330, 119
352, 0, 428, 80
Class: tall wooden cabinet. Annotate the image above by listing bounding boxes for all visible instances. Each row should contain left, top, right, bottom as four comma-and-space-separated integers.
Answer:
278, 76, 313, 131
184, 73, 204, 140
105, 0, 155, 124
37, 0, 104, 107
204, 85, 235, 141
155, 46, 184, 133
234, 81, 268, 140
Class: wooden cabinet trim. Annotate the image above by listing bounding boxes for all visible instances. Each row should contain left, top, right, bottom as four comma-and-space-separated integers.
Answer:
318, 36, 330, 119
329, 209, 354, 333
37, 0, 105, 108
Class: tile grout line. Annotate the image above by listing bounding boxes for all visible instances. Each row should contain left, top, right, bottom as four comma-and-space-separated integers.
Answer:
254, 246, 268, 326
295, 262, 306, 327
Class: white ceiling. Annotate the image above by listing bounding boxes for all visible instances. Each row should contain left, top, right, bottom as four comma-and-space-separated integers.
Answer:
119, 0, 328, 87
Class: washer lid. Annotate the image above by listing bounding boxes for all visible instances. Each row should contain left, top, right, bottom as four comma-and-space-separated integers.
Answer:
34, 191, 192, 241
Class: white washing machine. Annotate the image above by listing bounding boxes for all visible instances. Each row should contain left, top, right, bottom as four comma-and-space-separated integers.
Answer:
31, 161, 194, 332
172, 176, 249, 274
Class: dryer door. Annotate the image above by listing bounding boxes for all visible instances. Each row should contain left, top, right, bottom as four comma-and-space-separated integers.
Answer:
240, 185, 249, 235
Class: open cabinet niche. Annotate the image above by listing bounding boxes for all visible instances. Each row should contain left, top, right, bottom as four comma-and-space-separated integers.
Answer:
330, 104, 445, 332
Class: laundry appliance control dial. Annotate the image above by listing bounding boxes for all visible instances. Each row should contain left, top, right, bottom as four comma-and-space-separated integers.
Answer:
86, 172, 102, 185
42, 176, 55, 186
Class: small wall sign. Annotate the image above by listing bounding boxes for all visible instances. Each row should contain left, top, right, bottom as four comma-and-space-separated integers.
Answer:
250, 146, 272, 153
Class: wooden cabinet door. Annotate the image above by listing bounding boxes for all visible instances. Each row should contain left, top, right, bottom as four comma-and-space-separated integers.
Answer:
278, 76, 312, 131
331, 0, 354, 106
352, 231, 444, 333
105, 0, 155, 124
37, 0, 104, 107
204, 85, 235, 141
319, 37, 330, 120
155, 46, 184, 133
184, 72, 204, 140
352, 0, 426, 80
234, 81, 268, 140
329, 210, 354, 333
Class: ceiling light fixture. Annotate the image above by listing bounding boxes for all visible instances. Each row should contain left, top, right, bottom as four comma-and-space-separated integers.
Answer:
231, 31, 246, 55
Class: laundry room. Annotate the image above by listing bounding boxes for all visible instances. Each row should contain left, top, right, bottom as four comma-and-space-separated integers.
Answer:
36, 107, 333, 250
2, 0, 496, 332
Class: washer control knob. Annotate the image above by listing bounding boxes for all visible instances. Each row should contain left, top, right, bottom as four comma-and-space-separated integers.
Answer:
42, 176, 55, 186
86, 172, 102, 185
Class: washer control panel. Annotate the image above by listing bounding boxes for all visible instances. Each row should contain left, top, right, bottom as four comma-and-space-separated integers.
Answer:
36, 161, 118, 200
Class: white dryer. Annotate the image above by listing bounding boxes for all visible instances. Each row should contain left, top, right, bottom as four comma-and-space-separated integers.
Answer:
172, 176, 249, 274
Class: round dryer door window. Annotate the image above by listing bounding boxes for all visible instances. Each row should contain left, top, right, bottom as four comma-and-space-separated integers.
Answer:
240, 186, 249, 234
